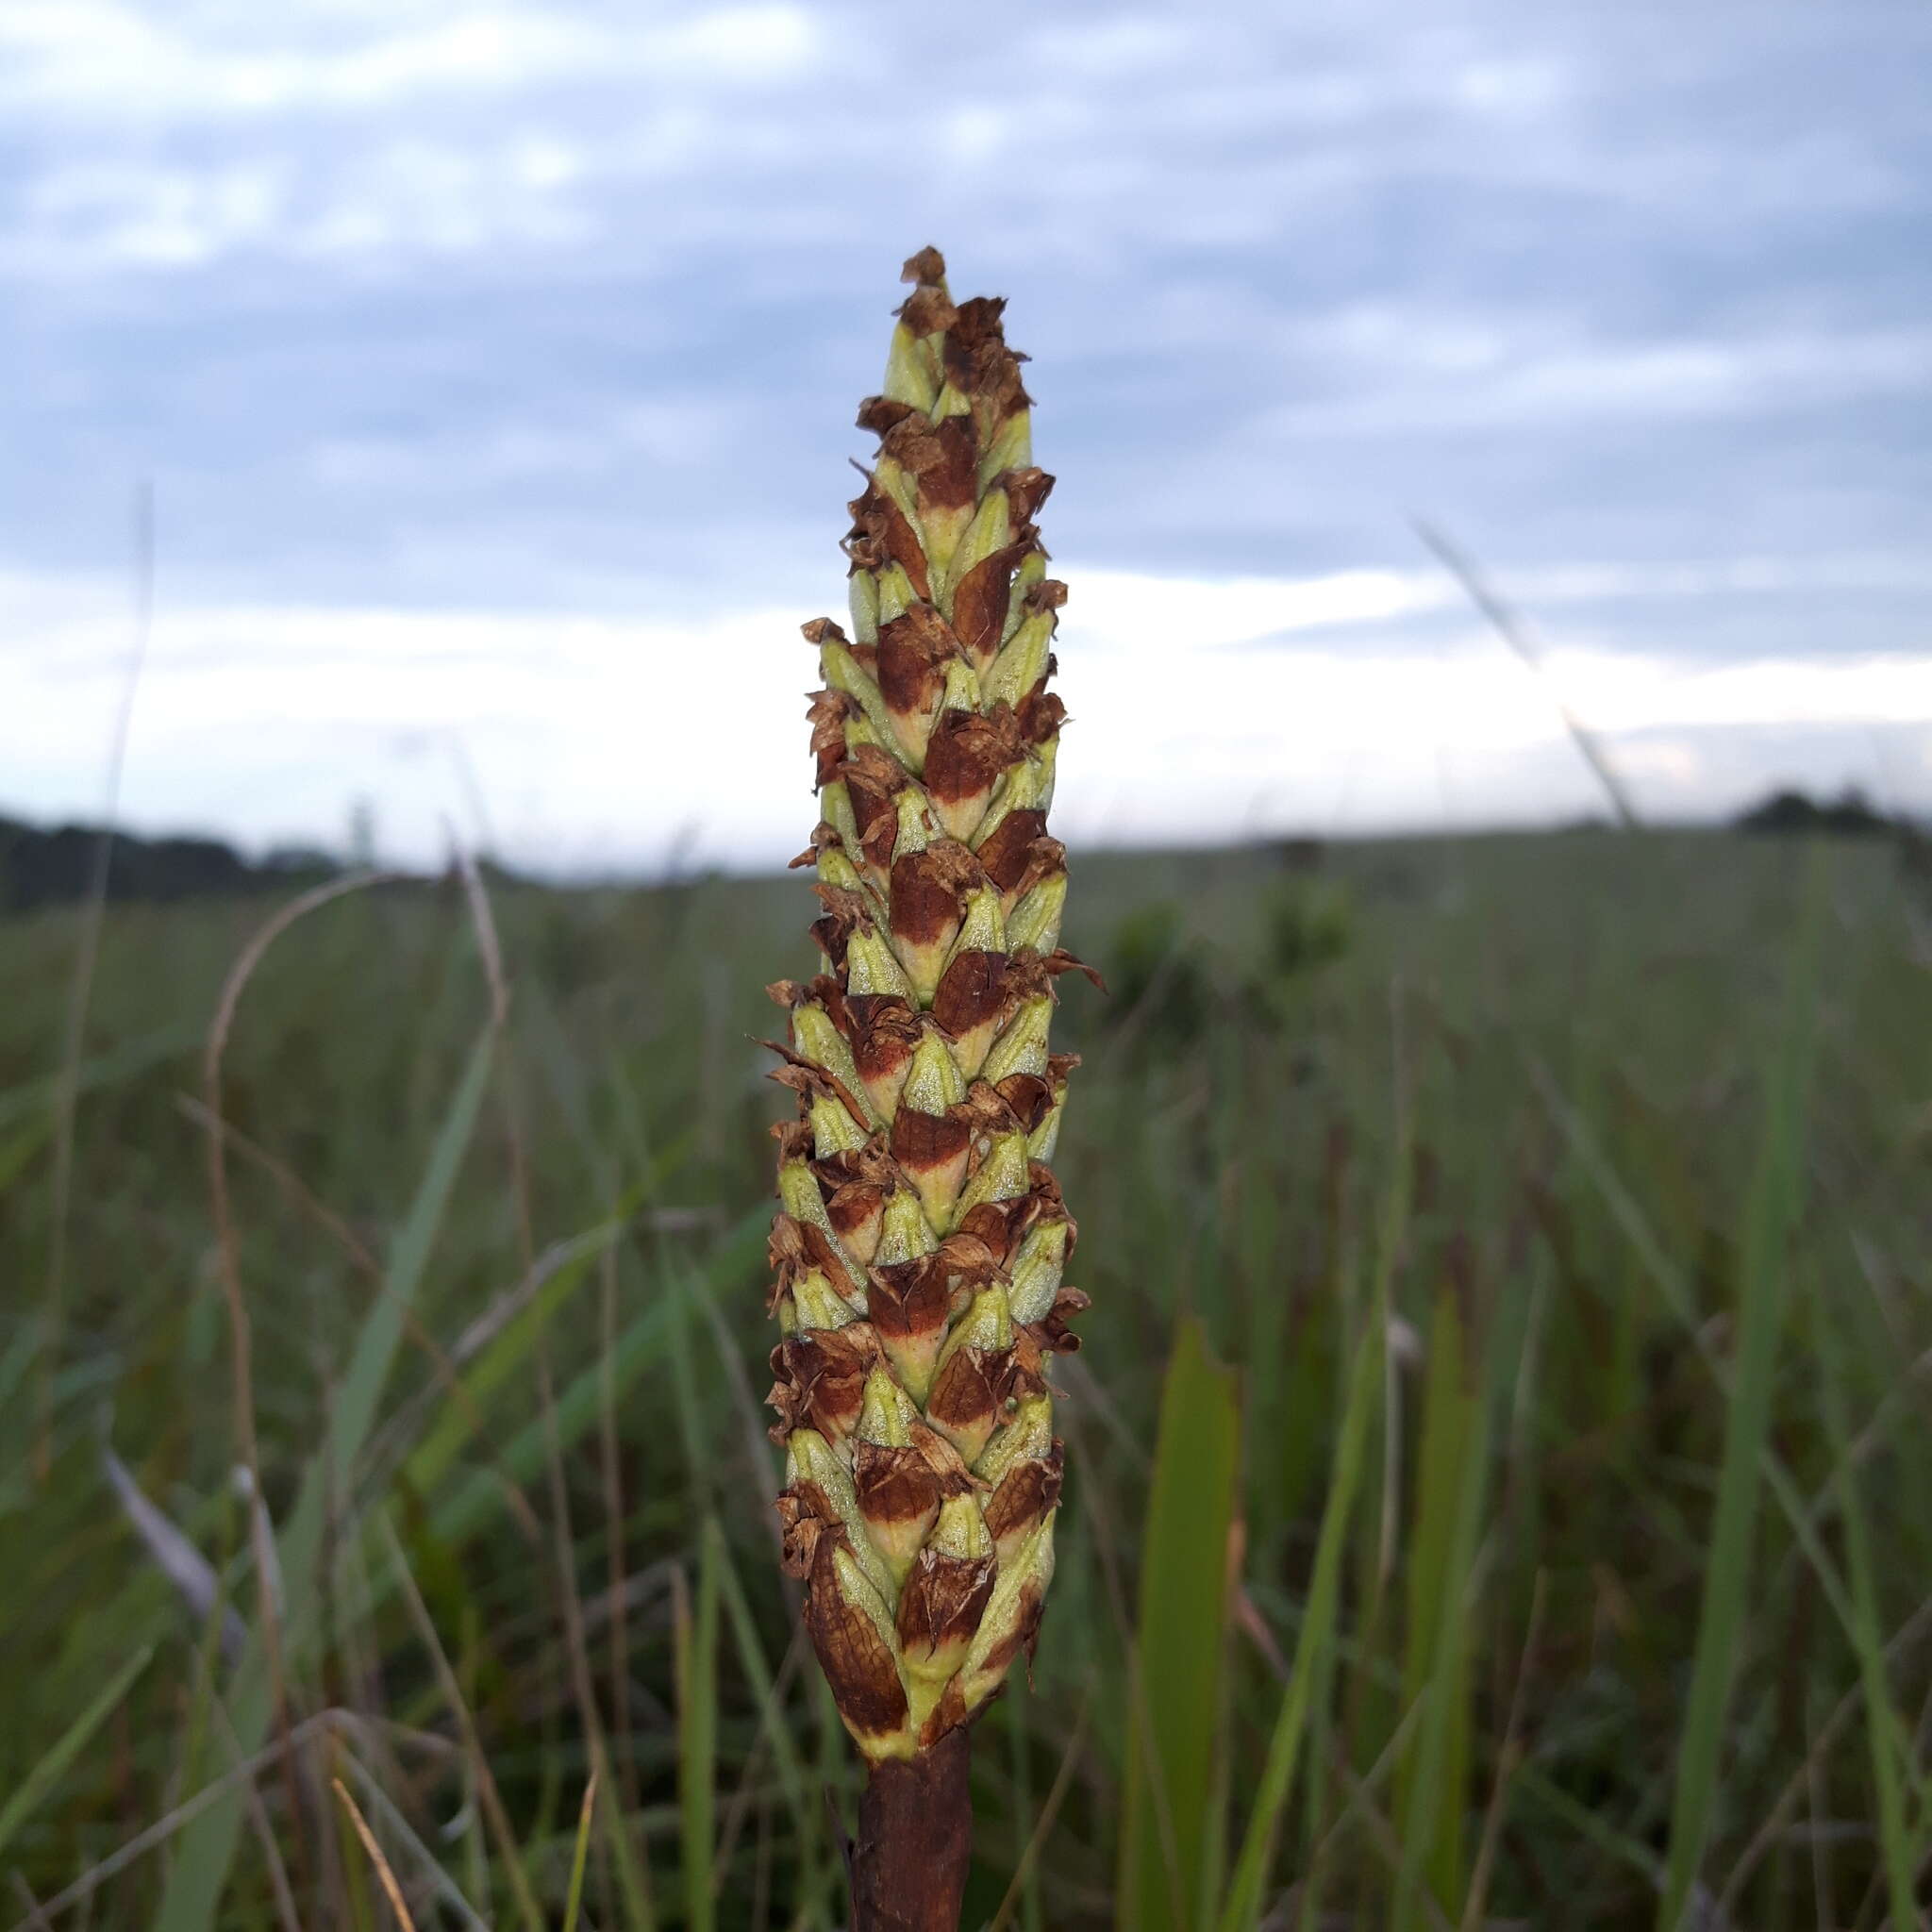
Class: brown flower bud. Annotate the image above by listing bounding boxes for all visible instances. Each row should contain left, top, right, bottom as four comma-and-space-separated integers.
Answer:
875, 606, 958, 764
896, 1548, 995, 1675
998, 466, 1054, 526
889, 1105, 973, 1229
982, 1441, 1064, 1567
853, 1440, 943, 1575
838, 743, 910, 878
991, 1072, 1055, 1136
802, 1532, 911, 1756
877, 414, 977, 518
771, 1212, 861, 1306
805, 687, 863, 791
931, 948, 1009, 1077
888, 841, 980, 1000
1016, 687, 1066, 746
924, 705, 1022, 843
774, 1484, 831, 1579
974, 808, 1048, 897
844, 477, 932, 603
768, 1323, 880, 1447
951, 541, 1031, 669
925, 1343, 1013, 1467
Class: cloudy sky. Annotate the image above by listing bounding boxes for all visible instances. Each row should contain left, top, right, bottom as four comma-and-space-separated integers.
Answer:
3, 0, 1928, 870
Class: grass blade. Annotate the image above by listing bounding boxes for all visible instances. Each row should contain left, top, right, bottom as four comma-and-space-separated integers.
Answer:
0, 1025, 200, 1138
401, 1214, 634, 1495
1813, 1276, 1918, 1931
379, 1515, 547, 1932
562, 1774, 598, 1932
0, 1643, 154, 1859
1392, 1286, 1481, 1929
991, 1691, 1094, 1932
1116, 1316, 1241, 1932
298, 1025, 498, 1563
1657, 857, 1823, 1928
334, 1755, 490, 1932
416, 1206, 767, 1552
154, 1024, 496, 1932
1527, 1056, 1860, 1642
712, 1520, 819, 1889
1218, 1306, 1384, 1932
330, 1778, 415, 1931
677, 1518, 722, 1932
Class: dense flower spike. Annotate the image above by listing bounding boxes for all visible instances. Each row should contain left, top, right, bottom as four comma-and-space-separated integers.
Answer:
768, 249, 1083, 1767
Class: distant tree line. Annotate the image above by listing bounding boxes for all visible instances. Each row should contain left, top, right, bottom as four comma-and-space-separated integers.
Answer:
1733, 785, 1898, 836
0, 784, 1914, 916
0, 814, 335, 914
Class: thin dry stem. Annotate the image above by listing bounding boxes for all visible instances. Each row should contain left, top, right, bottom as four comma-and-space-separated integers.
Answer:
203, 868, 396, 1896
330, 1778, 415, 1931
38, 480, 155, 1481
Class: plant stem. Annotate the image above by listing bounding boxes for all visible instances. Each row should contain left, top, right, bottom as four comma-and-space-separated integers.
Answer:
851, 1728, 973, 1932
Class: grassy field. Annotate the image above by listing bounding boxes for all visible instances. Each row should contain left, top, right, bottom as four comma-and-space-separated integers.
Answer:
2, 828, 1927, 1929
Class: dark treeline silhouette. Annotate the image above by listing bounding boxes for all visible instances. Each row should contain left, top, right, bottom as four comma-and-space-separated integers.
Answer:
0, 814, 335, 914
2, 788, 1913, 915
1734, 785, 1897, 837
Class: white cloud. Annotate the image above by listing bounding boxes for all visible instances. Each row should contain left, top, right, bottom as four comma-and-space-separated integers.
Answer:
659, 3, 820, 76
16, 159, 288, 269
5, 563, 1925, 871
1066, 567, 1450, 647
1261, 323, 1932, 437
304, 394, 766, 493
4, 134, 601, 274
0, 0, 1924, 708
0, 4, 596, 117
1066, 554, 1932, 653
1021, 17, 1198, 82
0, 1, 824, 123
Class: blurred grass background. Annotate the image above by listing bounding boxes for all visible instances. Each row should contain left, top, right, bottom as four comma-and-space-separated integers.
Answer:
2, 826, 1928, 1928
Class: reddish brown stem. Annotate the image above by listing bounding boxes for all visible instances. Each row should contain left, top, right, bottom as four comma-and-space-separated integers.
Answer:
850, 1728, 973, 1932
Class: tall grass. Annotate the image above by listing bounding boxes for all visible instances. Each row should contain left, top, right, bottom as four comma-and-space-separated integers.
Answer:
1, 829, 1926, 1927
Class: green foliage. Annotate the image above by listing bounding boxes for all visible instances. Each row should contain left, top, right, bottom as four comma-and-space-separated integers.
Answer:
1658, 851, 1824, 1928
0, 1645, 155, 1862
1217, 1301, 1385, 1931
676, 1520, 722, 1932
1260, 880, 1351, 982
1117, 1319, 1240, 1931
1, 832, 1927, 1928
1102, 901, 1213, 1053
1101, 878, 1352, 1060
1391, 1284, 1484, 1928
